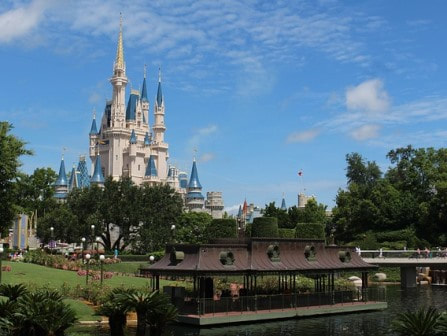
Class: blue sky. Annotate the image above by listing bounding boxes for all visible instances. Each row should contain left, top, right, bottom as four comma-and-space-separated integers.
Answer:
1, 0, 447, 213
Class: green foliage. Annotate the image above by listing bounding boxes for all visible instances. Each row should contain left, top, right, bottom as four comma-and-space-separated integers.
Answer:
176, 212, 213, 244
0, 288, 77, 336
334, 147, 447, 245
36, 178, 183, 252
0, 122, 32, 235
0, 284, 28, 302
295, 223, 325, 239
263, 202, 291, 228
205, 218, 237, 240
278, 228, 296, 238
391, 306, 442, 336
251, 217, 279, 238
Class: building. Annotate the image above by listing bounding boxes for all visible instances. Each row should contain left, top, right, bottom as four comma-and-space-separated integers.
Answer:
52, 18, 224, 218
298, 192, 315, 208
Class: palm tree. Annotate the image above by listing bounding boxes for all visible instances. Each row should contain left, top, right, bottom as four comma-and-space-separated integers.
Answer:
146, 298, 178, 336
391, 306, 441, 336
96, 288, 135, 336
117, 290, 167, 336
0, 283, 28, 301
12, 289, 77, 336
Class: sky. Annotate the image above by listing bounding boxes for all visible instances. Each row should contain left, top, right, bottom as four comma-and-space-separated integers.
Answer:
1, 0, 447, 214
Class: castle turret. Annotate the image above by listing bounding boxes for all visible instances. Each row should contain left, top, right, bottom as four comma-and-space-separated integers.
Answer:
143, 155, 160, 185
76, 156, 90, 188
91, 154, 105, 187
54, 156, 68, 202
141, 65, 149, 126
280, 195, 287, 211
110, 14, 128, 128
186, 159, 204, 211
68, 164, 79, 192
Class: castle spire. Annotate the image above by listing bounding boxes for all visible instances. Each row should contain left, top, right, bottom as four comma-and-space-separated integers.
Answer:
89, 109, 98, 135
280, 194, 287, 211
156, 67, 163, 107
90, 153, 105, 185
114, 13, 125, 71
188, 159, 202, 189
55, 155, 68, 186
141, 64, 148, 102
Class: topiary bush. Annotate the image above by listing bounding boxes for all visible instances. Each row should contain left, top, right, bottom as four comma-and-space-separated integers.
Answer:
251, 217, 279, 238
295, 223, 325, 239
205, 219, 237, 240
278, 228, 296, 238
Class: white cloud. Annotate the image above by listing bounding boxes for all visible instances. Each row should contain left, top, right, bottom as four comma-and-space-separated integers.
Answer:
0, 0, 51, 43
187, 124, 218, 155
197, 125, 218, 136
346, 79, 390, 113
199, 152, 215, 163
287, 129, 319, 143
224, 204, 241, 215
350, 124, 380, 141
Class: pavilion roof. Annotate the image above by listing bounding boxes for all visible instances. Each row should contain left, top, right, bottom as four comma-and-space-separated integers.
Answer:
142, 238, 377, 276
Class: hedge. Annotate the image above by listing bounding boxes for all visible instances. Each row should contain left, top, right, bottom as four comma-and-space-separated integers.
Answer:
278, 228, 296, 238
295, 223, 325, 239
104, 255, 153, 262
252, 217, 279, 238
205, 218, 237, 240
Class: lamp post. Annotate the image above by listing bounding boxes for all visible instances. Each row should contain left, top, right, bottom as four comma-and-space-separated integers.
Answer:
50, 227, 54, 255
149, 255, 155, 289
99, 254, 105, 286
81, 237, 86, 261
0, 247, 4, 284
95, 236, 101, 260
85, 253, 91, 285
171, 224, 176, 244
90, 224, 95, 251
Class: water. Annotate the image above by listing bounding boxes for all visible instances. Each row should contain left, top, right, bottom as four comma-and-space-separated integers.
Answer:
169, 285, 447, 336
69, 285, 447, 336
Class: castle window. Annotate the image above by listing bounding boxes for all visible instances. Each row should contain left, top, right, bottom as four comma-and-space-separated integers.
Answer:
116, 155, 118, 160
138, 165, 140, 171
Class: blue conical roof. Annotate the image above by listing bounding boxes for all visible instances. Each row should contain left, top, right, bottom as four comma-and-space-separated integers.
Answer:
188, 160, 202, 189
68, 166, 78, 191
237, 205, 242, 217
76, 157, 90, 188
89, 117, 98, 135
130, 129, 137, 144
90, 154, 105, 184
141, 77, 148, 102
145, 155, 158, 177
144, 132, 150, 146
55, 157, 68, 186
126, 92, 138, 120
280, 197, 287, 211
156, 76, 163, 107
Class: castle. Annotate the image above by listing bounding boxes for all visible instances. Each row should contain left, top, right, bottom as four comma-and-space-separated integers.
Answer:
53, 18, 224, 218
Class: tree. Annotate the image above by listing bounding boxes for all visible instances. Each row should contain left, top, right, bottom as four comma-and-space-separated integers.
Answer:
176, 212, 213, 244
0, 122, 32, 234
15, 167, 57, 219
263, 202, 291, 228
37, 205, 79, 244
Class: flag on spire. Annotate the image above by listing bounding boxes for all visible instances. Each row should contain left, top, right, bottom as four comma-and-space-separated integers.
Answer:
298, 170, 303, 176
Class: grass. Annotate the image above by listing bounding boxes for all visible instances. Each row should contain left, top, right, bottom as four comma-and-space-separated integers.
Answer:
100, 261, 145, 274
64, 299, 99, 322
2, 261, 151, 288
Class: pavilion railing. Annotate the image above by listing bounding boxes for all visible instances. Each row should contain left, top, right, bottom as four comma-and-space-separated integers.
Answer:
178, 287, 386, 316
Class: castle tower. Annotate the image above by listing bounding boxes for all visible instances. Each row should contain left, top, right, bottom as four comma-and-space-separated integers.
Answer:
205, 192, 224, 219
143, 155, 160, 186
185, 159, 204, 211
151, 68, 168, 181
68, 164, 79, 192
54, 155, 68, 202
76, 156, 90, 188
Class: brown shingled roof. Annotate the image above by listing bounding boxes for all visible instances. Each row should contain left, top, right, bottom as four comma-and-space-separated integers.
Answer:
142, 238, 376, 276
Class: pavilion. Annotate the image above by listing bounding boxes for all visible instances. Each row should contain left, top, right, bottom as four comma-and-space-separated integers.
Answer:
141, 238, 387, 325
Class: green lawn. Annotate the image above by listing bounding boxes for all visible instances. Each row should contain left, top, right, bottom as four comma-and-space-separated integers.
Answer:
64, 299, 99, 322
2, 261, 152, 288
100, 261, 145, 274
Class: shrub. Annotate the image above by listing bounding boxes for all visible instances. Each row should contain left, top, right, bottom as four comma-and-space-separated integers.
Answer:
205, 219, 237, 240
295, 223, 325, 239
278, 228, 295, 238
251, 217, 278, 238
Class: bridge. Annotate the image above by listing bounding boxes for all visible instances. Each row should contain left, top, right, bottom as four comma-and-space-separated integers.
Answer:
360, 250, 447, 288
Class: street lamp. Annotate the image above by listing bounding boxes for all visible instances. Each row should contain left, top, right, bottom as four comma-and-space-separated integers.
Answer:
99, 254, 105, 286
50, 227, 54, 255
95, 237, 101, 259
0, 247, 4, 284
149, 255, 155, 289
81, 237, 86, 261
90, 225, 95, 250
171, 224, 176, 244
85, 253, 91, 285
